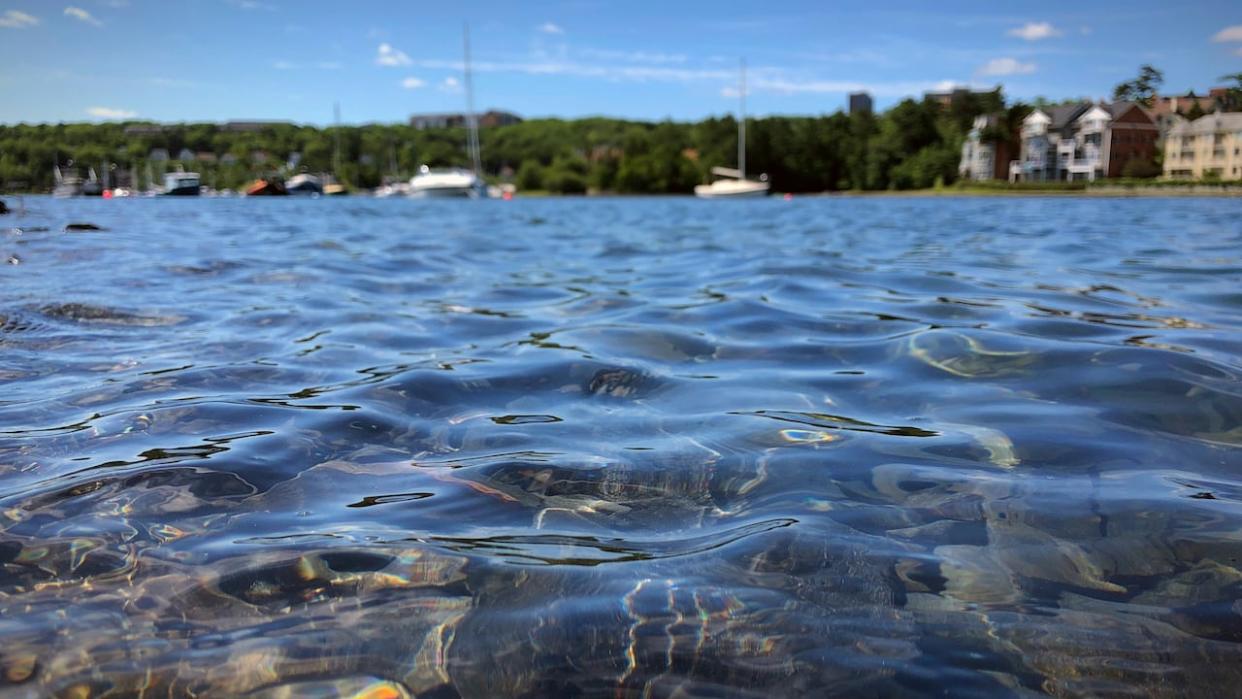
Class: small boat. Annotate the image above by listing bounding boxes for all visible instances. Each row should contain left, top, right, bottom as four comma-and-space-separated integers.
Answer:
81, 169, 103, 197
409, 165, 486, 198
408, 25, 489, 200
373, 181, 411, 198
285, 173, 324, 196
245, 178, 288, 196
163, 171, 201, 196
52, 168, 83, 198
694, 167, 770, 198
695, 59, 770, 199
52, 165, 101, 197
323, 183, 348, 196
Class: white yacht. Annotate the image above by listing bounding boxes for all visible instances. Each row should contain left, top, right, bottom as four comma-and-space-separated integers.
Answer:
695, 60, 770, 199
285, 173, 324, 196
409, 165, 486, 198
410, 24, 489, 200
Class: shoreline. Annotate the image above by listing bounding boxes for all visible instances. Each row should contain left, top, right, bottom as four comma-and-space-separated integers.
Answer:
5, 186, 1242, 200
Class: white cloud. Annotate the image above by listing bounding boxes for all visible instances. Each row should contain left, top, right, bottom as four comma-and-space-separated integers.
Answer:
977, 57, 1036, 77
414, 53, 975, 99
720, 86, 742, 98
401, 76, 426, 89
224, 0, 273, 9
65, 6, 102, 25
149, 77, 195, 88
578, 48, 687, 64
1212, 25, 1242, 42
538, 22, 563, 35
0, 9, 39, 28
376, 42, 412, 67
87, 106, 136, 119
415, 57, 734, 83
1007, 22, 1061, 41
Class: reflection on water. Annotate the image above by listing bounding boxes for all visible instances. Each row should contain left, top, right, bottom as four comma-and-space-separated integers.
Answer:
1, 195, 1241, 697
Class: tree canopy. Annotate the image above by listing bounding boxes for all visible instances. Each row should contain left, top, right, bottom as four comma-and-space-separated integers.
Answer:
1112, 65, 1164, 107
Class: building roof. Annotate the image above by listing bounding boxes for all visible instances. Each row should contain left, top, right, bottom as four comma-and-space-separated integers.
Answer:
1104, 101, 1139, 118
1047, 102, 1091, 130
1169, 111, 1242, 135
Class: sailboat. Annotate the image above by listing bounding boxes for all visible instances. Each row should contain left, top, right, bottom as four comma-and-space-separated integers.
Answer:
694, 59, 770, 199
409, 24, 487, 199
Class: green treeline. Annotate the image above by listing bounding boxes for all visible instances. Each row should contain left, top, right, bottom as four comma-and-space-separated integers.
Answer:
1, 91, 1010, 194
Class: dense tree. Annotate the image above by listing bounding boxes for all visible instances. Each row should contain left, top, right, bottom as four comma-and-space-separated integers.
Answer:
1219, 73, 1242, 112
0, 91, 1016, 194
1112, 65, 1164, 107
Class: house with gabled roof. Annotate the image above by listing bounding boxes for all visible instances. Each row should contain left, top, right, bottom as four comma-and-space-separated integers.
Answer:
959, 114, 1019, 181
1163, 112, 1242, 180
1009, 101, 1158, 182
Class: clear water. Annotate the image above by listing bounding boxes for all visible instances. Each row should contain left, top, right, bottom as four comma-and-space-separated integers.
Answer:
1, 196, 1241, 697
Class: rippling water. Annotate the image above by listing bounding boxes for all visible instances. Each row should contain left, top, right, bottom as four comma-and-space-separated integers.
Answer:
2, 195, 1241, 697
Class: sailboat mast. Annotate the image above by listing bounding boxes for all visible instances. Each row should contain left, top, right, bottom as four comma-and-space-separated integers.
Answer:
332, 102, 342, 178
463, 23, 482, 177
738, 58, 746, 180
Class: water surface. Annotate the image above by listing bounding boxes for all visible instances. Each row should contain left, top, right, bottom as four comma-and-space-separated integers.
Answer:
2, 196, 1241, 697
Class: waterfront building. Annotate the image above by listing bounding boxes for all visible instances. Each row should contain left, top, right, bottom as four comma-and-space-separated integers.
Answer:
959, 114, 1018, 181
1163, 112, 1242, 180
1009, 101, 1158, 182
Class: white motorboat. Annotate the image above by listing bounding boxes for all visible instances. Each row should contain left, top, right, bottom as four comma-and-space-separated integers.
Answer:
695, 59, 770, 199
163, 171, 201, 196
409, 165, 485, 198
285, 173, 324, 196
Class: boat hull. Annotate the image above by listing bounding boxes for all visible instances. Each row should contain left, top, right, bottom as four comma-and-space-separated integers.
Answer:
164, 186, 200, 196
693, 181, 770, 198
409, 184, 486, 199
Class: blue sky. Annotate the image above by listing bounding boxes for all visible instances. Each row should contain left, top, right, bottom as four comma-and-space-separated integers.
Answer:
1, 0, 1239, 125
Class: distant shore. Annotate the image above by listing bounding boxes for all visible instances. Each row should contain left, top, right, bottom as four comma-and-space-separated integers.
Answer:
827, 184, 1242, 198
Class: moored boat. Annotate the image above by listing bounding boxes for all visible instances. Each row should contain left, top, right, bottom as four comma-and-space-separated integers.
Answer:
285, 173, 324, 196
409, 165, 486, 198
245, 178, 288, 196
409, 24, 490, 200
695, 59, 770, 199
52, 164, 101, 197
163, 171, 201, 196
693, 167, 770, 198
